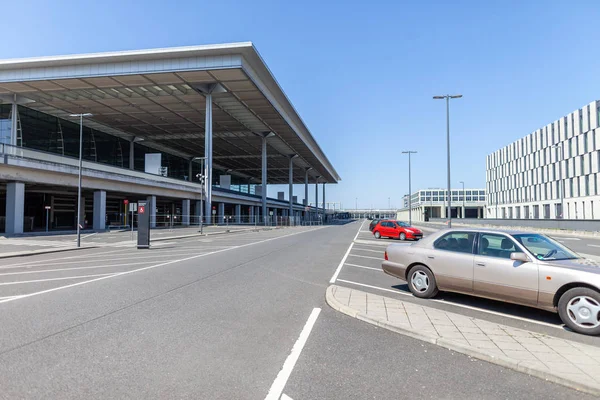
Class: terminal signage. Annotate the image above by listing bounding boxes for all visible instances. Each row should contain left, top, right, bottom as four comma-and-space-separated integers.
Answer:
137, 200, 150, 249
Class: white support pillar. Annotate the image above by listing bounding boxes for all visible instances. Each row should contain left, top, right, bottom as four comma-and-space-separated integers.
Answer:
315, 177, 320, 220
149, 195, 157, 228
182, 199, 191, 225
288, 155, 296, 219
261, 134, 268, 224
5, 182, 24, 234
218, 203, 225, 224
235, 204, 241, 223
93, 190, 106, 231
322, 183, 326, 223
204, 93, 213, 224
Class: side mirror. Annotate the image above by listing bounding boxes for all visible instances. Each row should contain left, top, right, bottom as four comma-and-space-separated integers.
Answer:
510, 252, 530, 263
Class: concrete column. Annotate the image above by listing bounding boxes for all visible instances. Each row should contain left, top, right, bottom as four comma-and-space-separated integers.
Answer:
218, 202, 225, 224
5, 182, 24, 234
195, 200, 202, 224
204, 93, 213, 224
304, 169, 309, 208
315, 177, 320, 219
182, 199, 190, 225
261, 134, 269, 224
322, 183, 326, 223
93, 190, 106, 231
80, 197, 86, 229
288, 156, 295, 219
129, 140, 135, 170
249, 204, 255, 223
235, 204, 241, 223
149, 195, 157, 228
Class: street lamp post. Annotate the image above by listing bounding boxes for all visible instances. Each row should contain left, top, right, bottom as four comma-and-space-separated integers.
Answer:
552, 144, 565, 219
402, 151, 417, 225
460, 181, 465, 219
69, 113, 93, 248
433, 94, 462, 228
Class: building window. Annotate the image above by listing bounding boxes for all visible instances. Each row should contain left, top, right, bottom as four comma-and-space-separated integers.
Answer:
580, 112, 583, 134
584, 132, 589, 153
570, 178, 574, 197
586, 175, 590, 196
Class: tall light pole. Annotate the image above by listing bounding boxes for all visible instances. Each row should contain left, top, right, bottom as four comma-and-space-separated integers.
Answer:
433, 94, 462, 228
552, 144, 564, 219
402, 151, 417, 225
460, 181, 465, 219
69, 113, 93, 248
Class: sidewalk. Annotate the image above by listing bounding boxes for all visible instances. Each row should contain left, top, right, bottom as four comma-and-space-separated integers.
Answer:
326, 285, 600, 396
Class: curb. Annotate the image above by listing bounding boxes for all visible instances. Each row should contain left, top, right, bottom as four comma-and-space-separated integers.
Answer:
0, 246, 97, 260
325, 285, 600, 397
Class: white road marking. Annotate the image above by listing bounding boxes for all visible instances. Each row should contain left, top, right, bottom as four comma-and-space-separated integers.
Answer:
77, 232, 98, 240
281, 394, 293, 400
347, 254, 382, 260
329, 243, 354, 284
336, 279, 562, 330
0, 273, 115, 285
265, 308, 321, 400
0, 261, 160, 276
345, 263, 381, 272
559, 238, 580, 241
329, 221, 365, 284
0, 227, 327, 304
352, 247, 385, 253
587, 244, 600, 248
353, 239, 388, 246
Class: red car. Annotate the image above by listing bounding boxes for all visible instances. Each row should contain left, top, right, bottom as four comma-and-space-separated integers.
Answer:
372, 220, 423, 240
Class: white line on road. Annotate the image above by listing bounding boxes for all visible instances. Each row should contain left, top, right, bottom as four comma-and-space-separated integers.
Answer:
559, 237, 581, 241
587, 244, 600, 248
0, 227, 327, 304
353, 239, 388, 246
353, 220, 366, 242
0, 261, 161, 276
329, 243, 354, 284
281, 394, 293, 400
345, 263, 381, 271
0, 273, 115, 285
265, 308, 321, 400
352, 247, 385, 253
76, 232, 98, 240
347, 254, 382, 260
336, 279, 562, 329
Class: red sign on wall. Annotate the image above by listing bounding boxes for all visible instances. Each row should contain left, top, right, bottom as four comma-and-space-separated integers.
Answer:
138, 205, 145, 214
124, 199, 129, 205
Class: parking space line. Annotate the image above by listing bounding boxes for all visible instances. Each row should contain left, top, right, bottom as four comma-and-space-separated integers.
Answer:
352, 247, 384, 254
0, 226, 327, 304
347, 254, 381, 260
336, 279, 562, 329
265, 308, 321, 400
344, 263, 381, 272
0, 261, 160, 276
329, 221, 365, 284
0, 273, 116, 286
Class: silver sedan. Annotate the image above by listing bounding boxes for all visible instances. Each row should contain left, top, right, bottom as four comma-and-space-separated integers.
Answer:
382, 228, 600, 335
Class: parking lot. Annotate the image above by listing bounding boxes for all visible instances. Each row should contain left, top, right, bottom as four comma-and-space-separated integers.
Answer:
331, 219, 600, 347
0, 226, 302, 303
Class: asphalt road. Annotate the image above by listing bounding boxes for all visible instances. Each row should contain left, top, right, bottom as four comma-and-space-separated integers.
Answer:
0, 221, 595, 399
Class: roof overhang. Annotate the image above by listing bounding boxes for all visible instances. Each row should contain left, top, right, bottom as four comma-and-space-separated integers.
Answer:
0, 42, 340, 184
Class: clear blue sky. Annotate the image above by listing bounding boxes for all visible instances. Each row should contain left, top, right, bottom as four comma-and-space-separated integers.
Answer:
3, 0, 600, 209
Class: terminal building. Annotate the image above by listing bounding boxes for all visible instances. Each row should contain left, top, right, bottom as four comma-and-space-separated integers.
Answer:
396, 188, 486, 222
486, 100, 600, 220
0, 43, 340, 234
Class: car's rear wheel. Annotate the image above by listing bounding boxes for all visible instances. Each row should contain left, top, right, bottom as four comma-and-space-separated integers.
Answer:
407, 265, 438, 298
399, 232, 406, 241
558, 287, 600, 335
374, 231, 381, 239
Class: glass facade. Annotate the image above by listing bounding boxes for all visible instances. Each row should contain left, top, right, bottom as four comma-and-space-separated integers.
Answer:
0, 104, 11, 145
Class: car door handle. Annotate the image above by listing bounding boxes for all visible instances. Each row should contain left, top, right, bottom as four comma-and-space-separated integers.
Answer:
427, 256, 435, 259
476, 262, 486, 267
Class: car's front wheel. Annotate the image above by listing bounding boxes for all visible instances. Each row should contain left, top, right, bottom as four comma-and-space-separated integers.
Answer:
558, 287, 600, 335
399, 232, 406, 241
407, 265, 438, 298
374, 231, 381, 239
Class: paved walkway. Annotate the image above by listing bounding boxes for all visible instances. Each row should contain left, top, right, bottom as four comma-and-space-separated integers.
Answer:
326, 285, 600, 396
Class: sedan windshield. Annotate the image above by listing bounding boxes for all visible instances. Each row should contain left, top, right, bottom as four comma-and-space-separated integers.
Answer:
512, 234, 580, 261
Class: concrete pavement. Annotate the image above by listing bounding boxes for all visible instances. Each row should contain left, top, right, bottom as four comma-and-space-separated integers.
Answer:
0, 220, 595, 399
327, 284, 600, 396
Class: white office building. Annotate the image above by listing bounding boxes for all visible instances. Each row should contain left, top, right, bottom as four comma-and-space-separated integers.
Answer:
486, 100, 600, 220
397, 188, 486, 222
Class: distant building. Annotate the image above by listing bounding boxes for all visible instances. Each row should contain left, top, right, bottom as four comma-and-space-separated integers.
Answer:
486, 100, 600, 220
397, 188, 486, 222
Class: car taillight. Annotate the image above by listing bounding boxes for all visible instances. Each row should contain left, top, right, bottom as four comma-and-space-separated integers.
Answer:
384, 251, 388, 260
